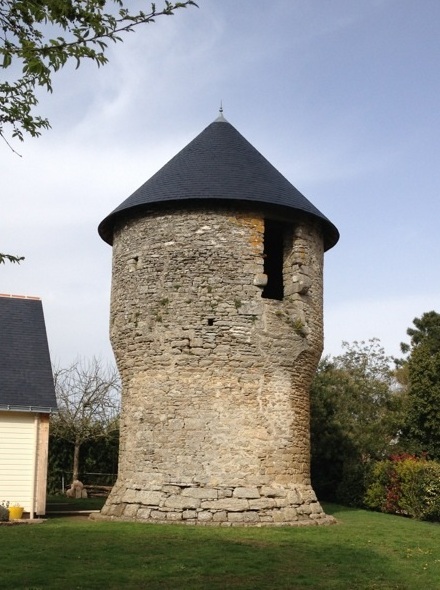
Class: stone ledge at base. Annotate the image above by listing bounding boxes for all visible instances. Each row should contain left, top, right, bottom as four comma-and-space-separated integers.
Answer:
91, 483, 337, 527
89, 512, 337, 527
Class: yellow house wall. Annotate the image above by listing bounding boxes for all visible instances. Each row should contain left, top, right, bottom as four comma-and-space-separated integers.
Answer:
0, 411, 50, 515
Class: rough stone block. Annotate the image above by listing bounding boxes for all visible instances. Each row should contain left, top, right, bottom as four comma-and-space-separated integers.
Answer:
286, 489, 301, 504
107, 503, 126, 517
297, 504, 312, 515
253, 273, 268, 287
201, 498, 249, 512
297, 486, 317, 503
212, 511, 227, 522
243, 511, 260, 523
310, 502, 324, 514
162, 485, 182, 494
122, 489, 164, 505
198, 359, 212, 367
121, 489, 138, 503
137, 508, 152, 519
227, 512, 245, 523
123, 504, 140, 517
290, 274, 312, 294
182, 488, 218, 499
164, 496, 201, 510
281, 507, 298, 521
271, 508, 298, 523
217, 489, 233, 498
171, 340, 189, 348
249, 498, 276, 510
233, 487, 260, 499
166, 511, 182, 521
260, 486, 287, 498
197, 511, 213, 522
237, 302, 263, 316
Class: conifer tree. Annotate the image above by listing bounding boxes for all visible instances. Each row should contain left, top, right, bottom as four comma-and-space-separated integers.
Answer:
400, 311, 440, 458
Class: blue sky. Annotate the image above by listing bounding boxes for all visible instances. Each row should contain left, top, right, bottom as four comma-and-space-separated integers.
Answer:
1, 0, 439, 366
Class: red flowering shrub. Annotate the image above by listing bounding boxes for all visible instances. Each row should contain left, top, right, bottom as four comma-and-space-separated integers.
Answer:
364, 454, 440, 521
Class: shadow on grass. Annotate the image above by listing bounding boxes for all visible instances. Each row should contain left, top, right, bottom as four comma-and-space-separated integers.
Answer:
0, 517, 413, 590
322, 502, 363, 516
140, 537, 399, 590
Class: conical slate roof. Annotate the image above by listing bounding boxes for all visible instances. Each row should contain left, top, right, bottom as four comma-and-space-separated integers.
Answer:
98, 114, 339, 249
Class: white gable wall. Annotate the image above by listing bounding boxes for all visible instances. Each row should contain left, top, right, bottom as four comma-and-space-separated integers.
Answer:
0, 412, 36, 512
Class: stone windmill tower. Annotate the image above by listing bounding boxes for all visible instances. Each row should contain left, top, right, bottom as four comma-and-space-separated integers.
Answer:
97, 111, 339, 526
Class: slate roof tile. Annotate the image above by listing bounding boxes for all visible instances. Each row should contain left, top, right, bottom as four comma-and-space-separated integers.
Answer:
98, 116, 339, 250
0, 295, 57, 413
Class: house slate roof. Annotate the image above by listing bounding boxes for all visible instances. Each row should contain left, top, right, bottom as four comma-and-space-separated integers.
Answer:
98, 113, 339, 250
0, 294, 57, 413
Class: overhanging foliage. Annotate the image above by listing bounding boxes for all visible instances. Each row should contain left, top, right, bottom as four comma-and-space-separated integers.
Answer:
0, 1, 197, 146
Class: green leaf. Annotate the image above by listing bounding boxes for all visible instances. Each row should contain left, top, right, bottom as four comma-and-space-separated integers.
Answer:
0, 0, 198, 148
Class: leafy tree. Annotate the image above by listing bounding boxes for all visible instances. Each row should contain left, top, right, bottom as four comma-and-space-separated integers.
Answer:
0, 1, 197, 147
1, 2, 197, 260
399, 311, 440, 459
311, 339, 404, 503
51, 357, 120, 482
310, 358, 358, 501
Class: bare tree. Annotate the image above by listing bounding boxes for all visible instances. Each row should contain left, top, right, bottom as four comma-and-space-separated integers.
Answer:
51, 357, 120, 482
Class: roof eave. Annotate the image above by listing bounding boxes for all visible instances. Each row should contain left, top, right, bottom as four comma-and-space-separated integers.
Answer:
98, 198, 339, 250
0, 404, 58, 414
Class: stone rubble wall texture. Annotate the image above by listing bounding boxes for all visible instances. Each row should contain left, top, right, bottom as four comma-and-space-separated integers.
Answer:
99, 205, 335, 526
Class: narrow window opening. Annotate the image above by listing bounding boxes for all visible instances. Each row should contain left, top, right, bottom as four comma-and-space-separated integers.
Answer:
207, 318, 214, 326
262, 220, 285, 301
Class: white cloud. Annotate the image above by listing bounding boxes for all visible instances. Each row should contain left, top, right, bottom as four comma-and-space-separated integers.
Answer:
324, 294, 440, 360
1, 0, 439, 372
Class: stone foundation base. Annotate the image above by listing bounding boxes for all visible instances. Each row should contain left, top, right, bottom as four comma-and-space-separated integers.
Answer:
92, 482, 336, 527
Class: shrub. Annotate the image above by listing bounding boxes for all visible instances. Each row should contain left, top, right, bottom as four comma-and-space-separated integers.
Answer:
364, 454, 440, 521
0, 505, 9, 522
336, 459, 371, 507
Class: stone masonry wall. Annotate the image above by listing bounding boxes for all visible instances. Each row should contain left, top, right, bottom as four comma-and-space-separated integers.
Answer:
97, 205, 334, 526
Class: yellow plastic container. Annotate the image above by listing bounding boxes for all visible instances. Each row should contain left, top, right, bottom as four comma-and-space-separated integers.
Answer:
8, 506, 24, 520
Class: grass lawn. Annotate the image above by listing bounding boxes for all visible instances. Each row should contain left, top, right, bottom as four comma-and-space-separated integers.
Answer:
1, 503, 439, 589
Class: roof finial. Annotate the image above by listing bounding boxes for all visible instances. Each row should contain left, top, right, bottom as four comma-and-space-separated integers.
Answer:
215, 100, 227, 123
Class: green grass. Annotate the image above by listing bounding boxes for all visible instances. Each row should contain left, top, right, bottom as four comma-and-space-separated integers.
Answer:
1, 504, 440, 589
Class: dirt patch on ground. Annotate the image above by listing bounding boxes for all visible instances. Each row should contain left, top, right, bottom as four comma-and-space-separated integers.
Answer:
0, 519, 44, 526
